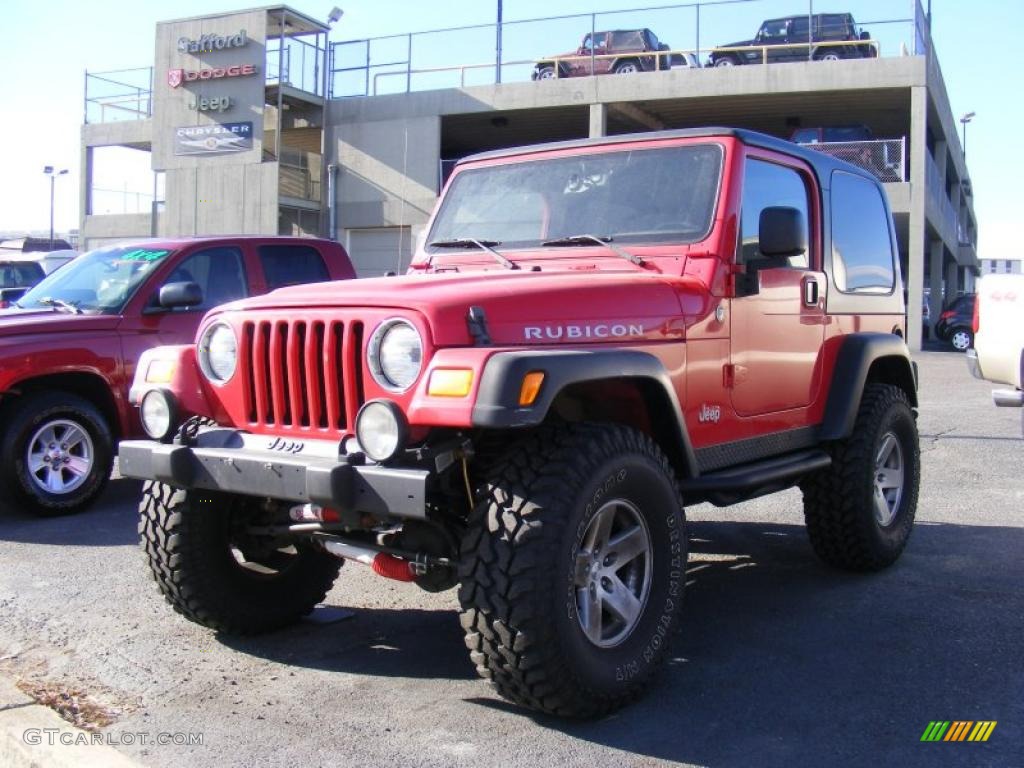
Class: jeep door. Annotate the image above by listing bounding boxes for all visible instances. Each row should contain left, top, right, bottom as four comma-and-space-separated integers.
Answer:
728, 152, 826, 417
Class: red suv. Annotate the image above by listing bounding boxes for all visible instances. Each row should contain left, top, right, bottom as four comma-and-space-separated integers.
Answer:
123, 129, 919, 717
0, 236, 354, 516
533, 28, 678, 79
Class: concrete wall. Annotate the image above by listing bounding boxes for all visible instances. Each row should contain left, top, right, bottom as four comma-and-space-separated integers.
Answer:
80, 214, 156, 249
326, 110, 440, 232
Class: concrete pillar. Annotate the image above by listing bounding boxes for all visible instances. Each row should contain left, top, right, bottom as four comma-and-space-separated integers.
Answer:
79, 145, 93, 229
945, 260, 960, 299
589, 103, 607, 138
906, 86, 928, 351
928, 240, 944, 336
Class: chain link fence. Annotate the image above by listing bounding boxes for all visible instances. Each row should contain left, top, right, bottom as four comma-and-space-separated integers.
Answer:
802, 138, 906, 183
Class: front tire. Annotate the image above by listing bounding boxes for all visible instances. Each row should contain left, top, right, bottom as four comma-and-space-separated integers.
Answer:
0, 391, 113, 516
713, 55, 738, 67
458, 423, 687, 717
613, 59, 641, 74
139, 482, 342, 633
801, 384, 920, 571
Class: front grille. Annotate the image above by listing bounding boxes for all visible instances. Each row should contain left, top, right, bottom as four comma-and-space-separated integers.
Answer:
242, 318, 364, 432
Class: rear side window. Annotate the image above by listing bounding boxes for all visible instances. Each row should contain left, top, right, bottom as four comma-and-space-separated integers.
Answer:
0, 262, 44, 287
830, 171, 895, 294
259, 245, 329, 290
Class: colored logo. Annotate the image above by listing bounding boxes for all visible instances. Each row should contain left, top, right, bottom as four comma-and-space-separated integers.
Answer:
167, 69, 184, 88
920, 721, 997, 742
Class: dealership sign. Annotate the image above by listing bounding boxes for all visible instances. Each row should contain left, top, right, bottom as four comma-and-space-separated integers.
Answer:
168, 64, 257, 88
174, 122, 253, 156
177, 30, 248, 54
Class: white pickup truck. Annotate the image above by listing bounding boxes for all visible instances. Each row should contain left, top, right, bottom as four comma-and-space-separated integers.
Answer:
967, 274, 1024, 432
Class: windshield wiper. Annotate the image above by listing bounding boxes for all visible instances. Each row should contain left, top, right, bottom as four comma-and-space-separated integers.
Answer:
541, 234, 645, 266
427, 238, 519, 270
37, 296, 83, 315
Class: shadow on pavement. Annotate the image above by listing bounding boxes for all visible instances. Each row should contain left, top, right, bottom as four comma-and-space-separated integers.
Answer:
226, 518, 1022, 767
0, 477, 142, 546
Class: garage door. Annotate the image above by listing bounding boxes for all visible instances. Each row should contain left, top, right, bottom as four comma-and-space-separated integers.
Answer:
345, 227, 413, 277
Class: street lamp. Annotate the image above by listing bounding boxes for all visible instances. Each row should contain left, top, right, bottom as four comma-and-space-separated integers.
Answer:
43, 166, 69, 250
959, 112, 975, 161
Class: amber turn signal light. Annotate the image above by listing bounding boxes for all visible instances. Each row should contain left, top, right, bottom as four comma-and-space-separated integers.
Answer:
145, 359, 176, 384
427, 368, 474, 397
518, 371, 545, 406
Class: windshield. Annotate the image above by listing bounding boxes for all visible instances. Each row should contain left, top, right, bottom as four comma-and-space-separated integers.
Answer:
428, 144, 722, 252
17, 245, 174, 313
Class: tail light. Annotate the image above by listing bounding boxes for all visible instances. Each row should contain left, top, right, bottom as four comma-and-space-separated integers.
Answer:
972, 295, 980, 333
0, 301, 7, 309
939, 309, 955, 320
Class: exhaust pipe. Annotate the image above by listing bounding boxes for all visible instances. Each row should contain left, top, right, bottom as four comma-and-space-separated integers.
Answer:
321, 540, 415, 582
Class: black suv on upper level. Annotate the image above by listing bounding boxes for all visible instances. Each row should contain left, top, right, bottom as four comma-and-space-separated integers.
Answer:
709, 13, 876, 67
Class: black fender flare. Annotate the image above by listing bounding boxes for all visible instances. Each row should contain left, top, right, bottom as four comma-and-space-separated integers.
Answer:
820, 333, 919, 441
471, 349, 698, 478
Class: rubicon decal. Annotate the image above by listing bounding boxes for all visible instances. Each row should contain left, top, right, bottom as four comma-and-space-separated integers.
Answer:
920, 721, 997, 742
167, 64, 258, 88
524, 324, 645, 340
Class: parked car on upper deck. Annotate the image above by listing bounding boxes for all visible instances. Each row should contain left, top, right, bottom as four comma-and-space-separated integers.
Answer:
533, 28, 685, 80
708, 13, 876, 67
0, 236, 355, 517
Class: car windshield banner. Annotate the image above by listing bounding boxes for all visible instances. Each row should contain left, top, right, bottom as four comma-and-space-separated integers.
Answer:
174, 122, 253, 156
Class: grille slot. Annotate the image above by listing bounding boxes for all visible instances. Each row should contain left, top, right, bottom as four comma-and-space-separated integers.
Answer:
242, 318, 356, 432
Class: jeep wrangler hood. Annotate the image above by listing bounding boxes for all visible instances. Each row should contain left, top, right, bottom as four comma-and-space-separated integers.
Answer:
0, 309, 121, 338
215, 270, 707, 346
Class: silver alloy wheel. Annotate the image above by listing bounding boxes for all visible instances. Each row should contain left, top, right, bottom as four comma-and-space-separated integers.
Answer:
714, 57, 734, 67
615, 62, 640, 73
574, 498, 653, 648
26, 419, 94, 495
950, 329, 972, 351
873, 432, 905, 527
537, 67, 555, 80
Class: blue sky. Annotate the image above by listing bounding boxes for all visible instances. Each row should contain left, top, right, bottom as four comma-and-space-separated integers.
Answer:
0, 0, 1018, 260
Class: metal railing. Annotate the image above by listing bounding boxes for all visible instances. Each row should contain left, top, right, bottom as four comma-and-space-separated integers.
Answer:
278, 148, 322, 203
267, 35, 326, 96
330, 0, 924, 97
803, 138, 906, 183
84, 68, 154, 123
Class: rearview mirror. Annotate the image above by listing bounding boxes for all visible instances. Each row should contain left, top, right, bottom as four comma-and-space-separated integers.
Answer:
758, 206, 807, 258
158, 281, 203, 310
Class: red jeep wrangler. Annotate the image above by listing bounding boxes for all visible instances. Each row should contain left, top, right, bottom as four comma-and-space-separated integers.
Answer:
0, 236, 354, 516
122, 129, 919, 717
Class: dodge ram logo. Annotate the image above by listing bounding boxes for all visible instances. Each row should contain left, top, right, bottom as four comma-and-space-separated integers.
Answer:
167, 69, 184, 88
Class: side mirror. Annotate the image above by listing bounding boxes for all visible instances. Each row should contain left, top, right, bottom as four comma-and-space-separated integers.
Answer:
158, 281, 203, 310
758, 206, 807, 259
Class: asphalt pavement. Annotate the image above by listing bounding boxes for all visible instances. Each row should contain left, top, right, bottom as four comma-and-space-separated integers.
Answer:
0, 350, 1020, 767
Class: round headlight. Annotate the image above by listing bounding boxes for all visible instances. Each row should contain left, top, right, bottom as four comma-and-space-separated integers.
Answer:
369, 319, 423, 392
355, 400, 408, 463
140, 389, 177, 441
198, 322, 238, 384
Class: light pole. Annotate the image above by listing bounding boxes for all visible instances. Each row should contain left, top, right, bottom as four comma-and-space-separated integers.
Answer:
43, 166, 68, 250
959, 111, 975, 161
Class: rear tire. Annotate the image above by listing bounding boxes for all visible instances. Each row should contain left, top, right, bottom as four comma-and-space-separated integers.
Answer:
613, 59, 642, 74
458, 423, 687, 718
0, 391, 112, 517
949, 327, 973, 352
713, 55, 738, 67
534, 64, 556, 80
801, 384, 919, 571
139, 482, 342, 633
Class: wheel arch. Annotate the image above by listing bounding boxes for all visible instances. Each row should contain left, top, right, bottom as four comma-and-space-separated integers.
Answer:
472, 350, 698, 479
1, 372, 122, 441
820, 333, 918, 441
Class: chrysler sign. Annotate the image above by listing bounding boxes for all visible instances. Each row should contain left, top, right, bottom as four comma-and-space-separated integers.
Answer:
174, 122, 253, 156
167, 64, 258, 88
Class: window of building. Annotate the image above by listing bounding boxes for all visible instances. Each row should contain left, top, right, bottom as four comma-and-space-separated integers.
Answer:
259, 244, 329, 290
739, 158, 811, 269
830, 171, 896, 294
163, 246, 247, 310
